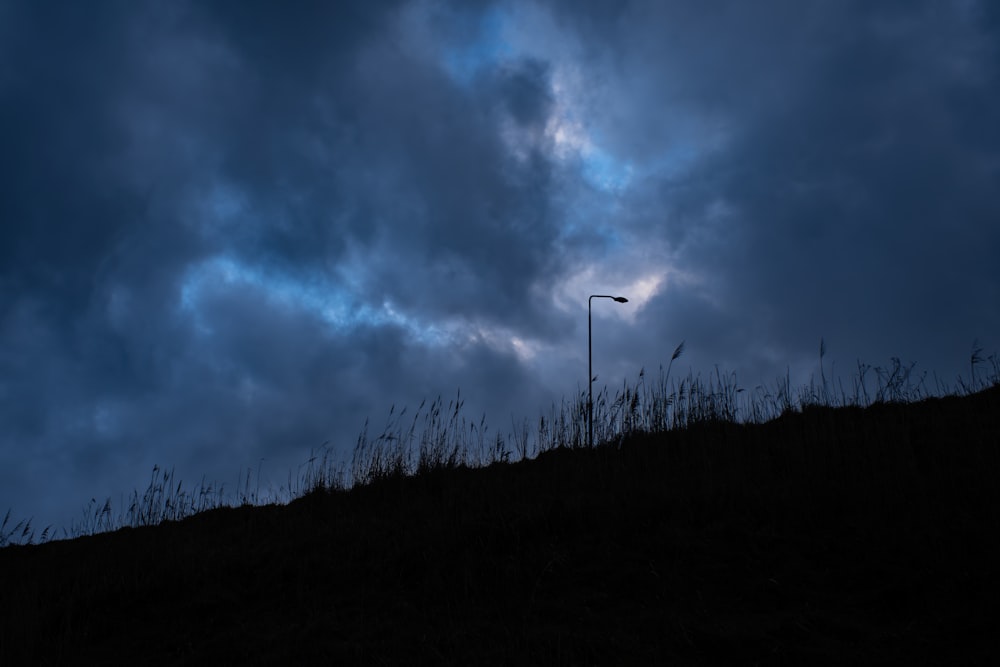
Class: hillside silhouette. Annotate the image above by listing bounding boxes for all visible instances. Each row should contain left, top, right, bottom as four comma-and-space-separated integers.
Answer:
2, 377, 999, 665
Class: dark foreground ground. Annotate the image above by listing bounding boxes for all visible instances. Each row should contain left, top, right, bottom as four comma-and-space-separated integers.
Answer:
2, 387, 999, 665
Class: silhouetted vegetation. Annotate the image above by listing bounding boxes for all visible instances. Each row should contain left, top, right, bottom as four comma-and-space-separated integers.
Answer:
1, 346, 998, 664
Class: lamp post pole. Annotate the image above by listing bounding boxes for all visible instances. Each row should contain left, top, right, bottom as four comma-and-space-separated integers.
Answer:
588, 294, 628, 448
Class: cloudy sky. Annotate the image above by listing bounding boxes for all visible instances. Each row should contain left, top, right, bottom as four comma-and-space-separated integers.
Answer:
3, 0, 998, 533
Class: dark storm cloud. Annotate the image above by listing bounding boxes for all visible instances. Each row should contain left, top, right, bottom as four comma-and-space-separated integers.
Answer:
333, 43, 565, 333
495, 58, 554, 127
0, 0, 573, 528
547, 0, 1000, 382
187, 0, 565, 333
3, 0, 999, 532
1, 3, 149, 313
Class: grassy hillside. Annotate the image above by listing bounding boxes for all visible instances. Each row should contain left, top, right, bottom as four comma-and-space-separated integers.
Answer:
1, 375, 999, 665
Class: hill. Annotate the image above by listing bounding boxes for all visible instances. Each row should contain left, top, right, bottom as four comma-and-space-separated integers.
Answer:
2, 386, 999, 665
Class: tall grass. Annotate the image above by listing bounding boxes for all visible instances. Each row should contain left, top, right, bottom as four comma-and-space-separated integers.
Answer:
2, 342, 998, 548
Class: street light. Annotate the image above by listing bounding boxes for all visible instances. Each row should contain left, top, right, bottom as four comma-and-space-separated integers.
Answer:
588, 294, 628, 448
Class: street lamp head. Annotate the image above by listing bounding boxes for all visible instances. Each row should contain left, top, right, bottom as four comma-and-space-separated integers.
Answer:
613, 296, 628, 303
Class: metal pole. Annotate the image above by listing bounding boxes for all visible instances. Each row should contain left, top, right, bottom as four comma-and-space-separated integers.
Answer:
588, 296, 593, 448
588, 294, 628, 448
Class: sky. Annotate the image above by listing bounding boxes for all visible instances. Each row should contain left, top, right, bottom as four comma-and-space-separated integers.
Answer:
2, 0, 998, 534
